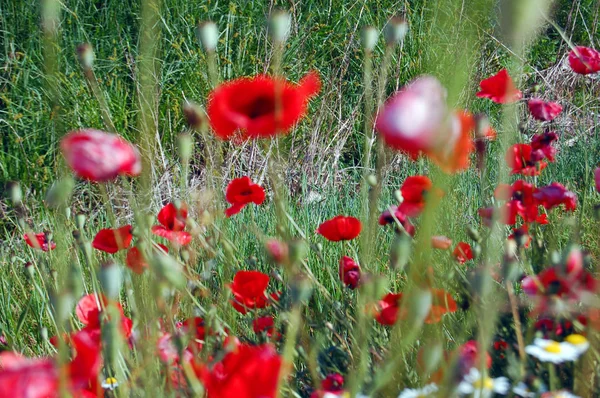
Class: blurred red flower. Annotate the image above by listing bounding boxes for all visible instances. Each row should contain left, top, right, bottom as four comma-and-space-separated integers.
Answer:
458, 340, 492, 375
476, 69, 522, 104
76, 293, 133, 338
207, 72, 320, 141
595, 167, 600, 193
60, 129, 141, 182
252, 316, 279, 339
531, 131, 558, 162
399, 176, 438, 217
453, 242, 473, 264
92, 225, 133, 254
374, 293, 403, 326
533, 183, 577, 212
431, 235, 452, 250
568, 46, 600, 75
378, 205, 415, 236
528, 98, 562, 121
23, 232, 56, 252
426, 110, 475, 173
317, 215, 362, 241
506, 143, 547, 176
0, 353, 57, 397
126, 244, 168, 274
495, 180, 546, 224
151, 203, 192, 245
197, 343, 282, 398
310, 373, 345, 398
225, 177, 266, 217
339, 256, 361, 289
375, 289, 456, 326
230, 270, 272, 314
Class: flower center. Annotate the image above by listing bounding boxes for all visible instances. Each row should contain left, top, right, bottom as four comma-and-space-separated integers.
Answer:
565, 334, 587, 346
246, 96, 275, 119
544, 341, 562, 353
472, 377, 494, 390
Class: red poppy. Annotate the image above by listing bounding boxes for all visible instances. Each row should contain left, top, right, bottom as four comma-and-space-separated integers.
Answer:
568, 46, 600, 75
453, 242, 473, 264
528, 98, 562, 122
457, 340, 492, 375
60, 129, 141, 182
92, 225, 133, 253
75, 293, 133, 338
595, 167, 600, 193
252, 316, 279, 339
531, 131, 558, 162
476, 69, 522, 104
230, 270, 271, 314
375, 289, 456, 326
317, 215, 362, 241
225, 177, 266, 217
207, 72, 320, 141
339, 256, 361, 289
23, 232, 56, 252
0, 353, 57, 397
126, 244, 168, 274
509, 225, 531, 248
533, 183, 577, 212
374, 293, 403, 326
310, 373, 345, 398
495, 180, 545, 224
506, 143, 547, 176
399, 175, 435, 217
431, 235, 452, 250
265, 239, 289, 265
197, 343, 282, 398
378, 205, 415, 236
151, 202, 192, 245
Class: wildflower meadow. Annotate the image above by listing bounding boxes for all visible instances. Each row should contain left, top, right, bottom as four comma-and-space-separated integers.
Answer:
2, 0, 600, 397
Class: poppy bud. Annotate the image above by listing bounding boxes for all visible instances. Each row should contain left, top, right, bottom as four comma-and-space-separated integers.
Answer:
367, 174, 377, 187
383, 16, 408, 46
196, 21, 219, 52
178, 132, 193, 161
76, 43, 95, 71
268, 10, 292, 43
25, 262, 35, 279
316, 243, 323, 253
361, 26, 379, 52
389, 231, 412, 271
99, 262, 123, 300
76, 214, 86, 230
183, 101, 207, 130
8, 181, 22, 206
466, 226, 481, 242
40, 327, 48, 341
45, 177, 74, 208
393, 189, 404, 204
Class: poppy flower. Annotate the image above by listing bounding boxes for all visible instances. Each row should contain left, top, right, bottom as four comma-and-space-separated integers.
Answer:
339, 256, 361, 289
528, 98, 562, 122
457, 340, 492, 376
595, 167, 600, 193
92, 225, 133, 254
506, 143, 547, 176
197, 343, 282, 398
207, 72, 321, 141
375, 293, 403, 326
568, 46, 600, 75
453, 242, 473, 264
399, 175, 437, 217
378, 205, 415, 236
23, 232, 56, 251
310, 373, 346, 398
495, 180, 545, 224
375, 289, 456, 326
60, 129, 141, 182
225, 177, 266, 217
229, 270, 271, 314
317, 215, 362, 241
531, 132, 558, 162
126, 244, 168, 274
533, 183, 577, 212
252, 316, 279, 339
151, 203, 192, 245
509, 225, 531, 248
431, 235, 452, 250
265, 239, 289, 265
76, 293, 133, 338
0, 353, 58, 397
476, 69, 522, 104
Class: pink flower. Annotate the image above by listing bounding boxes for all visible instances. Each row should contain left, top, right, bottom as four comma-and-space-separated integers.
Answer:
528, 98, 562, 121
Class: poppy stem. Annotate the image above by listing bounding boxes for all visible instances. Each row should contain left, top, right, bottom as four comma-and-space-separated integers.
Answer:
506, 281, 527, 365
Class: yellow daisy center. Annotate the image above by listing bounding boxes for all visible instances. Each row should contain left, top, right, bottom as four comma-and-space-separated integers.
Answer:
104, 377, 118, 385
544, 341, 562, 353
565, 334, 587, 345
473, 377, 494, 390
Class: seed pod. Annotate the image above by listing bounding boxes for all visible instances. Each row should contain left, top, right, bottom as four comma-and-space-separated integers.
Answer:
196, 21, 219, 52
178, 132, 193, 161
268, 10, 292, 43
99, 262, 123, 300
383, 16, 409, 46
389, 231, 412, 271
361, 26, 379, 52
183, 101, 207, 130
76, 43, 95, 71
366, 174, 377, 187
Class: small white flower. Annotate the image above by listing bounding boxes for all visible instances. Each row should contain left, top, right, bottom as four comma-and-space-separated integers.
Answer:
542, 391, 580, 398
458, 368, 509, 397
397, 383, 438, 398
564, 334, 589, 356
512, 382, 535, 397
525, 338, 579, 364
101, 377, 118, 390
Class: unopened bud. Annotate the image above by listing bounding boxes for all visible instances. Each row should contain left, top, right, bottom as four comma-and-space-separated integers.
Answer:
25, 262, 35, 279
366, 174, 377, 187
76, 43, 95, 71
269, 10, 291, 43
196, 21, 219, 52
361, 26, 379, 52
45, 177, 74, 208
393, 189, 404, 204
76, 214, 86, 230
466, 226, 481, 242
99, 262, 123, 300
183, 101, 207, 130
384, 16, 408, 46
40, 327, 48, 341
178, 132, 193, 161
8, 182, 22, 206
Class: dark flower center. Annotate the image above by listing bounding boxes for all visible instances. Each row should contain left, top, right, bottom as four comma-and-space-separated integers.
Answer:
245, 96, 275, 119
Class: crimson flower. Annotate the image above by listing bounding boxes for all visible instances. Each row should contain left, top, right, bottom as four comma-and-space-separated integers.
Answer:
225, 177, 266, 217
509, 225, 531, 248
229, 270, 272, 314
126, 244, 168, 274
310, 374, 345, 398
76, 293, 133, 338
506, 143, 547, 176
374, 293, 402, 326
23, 232, 56, 252
339, 256, 361, 289
207, 72, 320, 141
431, 235, 452, 250
568, 46, 600, 75
375, 289, 456, 326
595, 167, 600, 193
399, 175, 438, 217
476, 69, 522, 104
533, 183, 577, 212
531, 132, 558, 162
317, 215, 362, 241
92, 225, 133, 254
528, 98, 562, 122
252, 316, 279, 339
151, 203, 192, 245
495, 180, 546, 224
378, 205, 415, 236
197, 343, 282, 398
453, 242, 473, 264
60, 129, 141, 182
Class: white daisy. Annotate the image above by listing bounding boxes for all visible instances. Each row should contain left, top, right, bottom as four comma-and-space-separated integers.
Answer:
564, 334, 590, 355
397, 383, 438, 398
457, 368, 509, 398
101, 377, 119, 390
512, 382, 535, 397
525, 338, 579, 363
